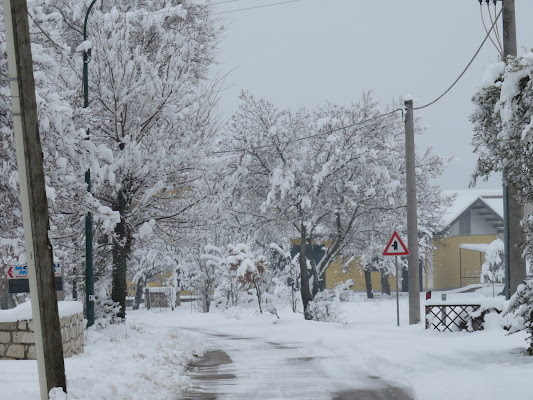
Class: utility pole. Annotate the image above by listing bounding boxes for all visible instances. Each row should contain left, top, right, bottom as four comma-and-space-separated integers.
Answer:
83, 0, 100, 328
501, 0, 526, 299
404, 99, 420, 325
3, 0, 67, 398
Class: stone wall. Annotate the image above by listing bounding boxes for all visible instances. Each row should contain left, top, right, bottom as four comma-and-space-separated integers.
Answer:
0, 312, 84, 360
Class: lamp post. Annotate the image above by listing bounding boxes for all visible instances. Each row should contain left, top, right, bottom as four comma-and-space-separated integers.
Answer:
83, 0, 99, 328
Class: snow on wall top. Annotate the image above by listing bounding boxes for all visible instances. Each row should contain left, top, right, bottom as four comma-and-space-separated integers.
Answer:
440, 189, 502, 231
0, 301, 83, 323
459, 243, 491, 252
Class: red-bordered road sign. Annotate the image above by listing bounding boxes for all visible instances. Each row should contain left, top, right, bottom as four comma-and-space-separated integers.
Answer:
383, 231, 410, 256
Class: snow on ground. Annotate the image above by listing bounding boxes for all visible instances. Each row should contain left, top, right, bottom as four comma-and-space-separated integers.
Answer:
0, 315, 206, 400
1, 287, 532, 399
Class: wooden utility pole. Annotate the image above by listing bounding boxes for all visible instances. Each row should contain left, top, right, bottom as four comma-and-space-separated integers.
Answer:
404, 100, 420, 325
501, 0, 526, 299
3, 0, 67, 398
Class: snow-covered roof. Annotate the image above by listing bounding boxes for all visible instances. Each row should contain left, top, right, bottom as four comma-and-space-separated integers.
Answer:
483, 197, 504, 218
440, 189, 503, 231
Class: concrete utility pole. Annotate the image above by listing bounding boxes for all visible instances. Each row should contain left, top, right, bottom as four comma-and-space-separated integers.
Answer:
501, 0, 526, 299
3, 0, 67, 398
404, 100, 420, 325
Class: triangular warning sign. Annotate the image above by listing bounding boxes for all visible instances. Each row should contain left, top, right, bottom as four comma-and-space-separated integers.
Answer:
383, 231, 409, 256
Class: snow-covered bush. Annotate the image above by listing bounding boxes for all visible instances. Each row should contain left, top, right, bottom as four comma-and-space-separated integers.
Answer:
481, 239, 505, 284
305, 281, 352, 322
306, 292, 336, 322
269, 243, 301, 312
93, 284, 122, 330
506, 279, 533, 354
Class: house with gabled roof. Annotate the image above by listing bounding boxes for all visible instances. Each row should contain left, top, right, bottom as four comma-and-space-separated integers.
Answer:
431, 189, 503, 290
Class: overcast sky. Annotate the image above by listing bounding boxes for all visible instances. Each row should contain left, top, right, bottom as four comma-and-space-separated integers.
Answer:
210, 0, 533, 190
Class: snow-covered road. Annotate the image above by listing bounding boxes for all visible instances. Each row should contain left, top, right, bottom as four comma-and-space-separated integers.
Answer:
176, 321, 414, 399
128, 290, 532, 400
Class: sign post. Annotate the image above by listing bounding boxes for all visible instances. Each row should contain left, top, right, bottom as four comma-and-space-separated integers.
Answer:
383, 232, 410, 327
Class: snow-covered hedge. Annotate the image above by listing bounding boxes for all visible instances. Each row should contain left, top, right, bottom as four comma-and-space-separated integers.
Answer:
506, 280, 533, 354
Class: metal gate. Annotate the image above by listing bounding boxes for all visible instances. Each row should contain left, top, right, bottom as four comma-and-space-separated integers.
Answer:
459, 248, 483, 287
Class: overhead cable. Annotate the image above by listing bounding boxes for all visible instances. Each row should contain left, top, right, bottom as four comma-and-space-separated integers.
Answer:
412, 7, 502, 111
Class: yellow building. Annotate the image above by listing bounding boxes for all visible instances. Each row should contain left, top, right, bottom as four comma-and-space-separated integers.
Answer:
323, 189, 503, 293
432, 190, 503, 290
325, 255, 398, 292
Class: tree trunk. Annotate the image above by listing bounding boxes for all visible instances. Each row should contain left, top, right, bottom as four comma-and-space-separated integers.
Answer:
133, 276, 144, 310
111, 190, 131, 320
381, 269, 391, 295
308, 239, 319, 297
203, 287, 211, 313
254, 281, 263, 314
299, 224, 313, 319
144, 288, 151, 310
364, 268, 374, 299
111, 228, 129, 320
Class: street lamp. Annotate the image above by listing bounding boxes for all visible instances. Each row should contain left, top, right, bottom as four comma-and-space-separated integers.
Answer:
83, 0, 99, 328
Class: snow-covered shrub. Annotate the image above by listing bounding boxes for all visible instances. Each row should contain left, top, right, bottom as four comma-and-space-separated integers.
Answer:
306, 281, 352, 322
94, 285, 122, 330
333, 279, 354, 302
306, 294, 337, 322
227, 244, 268, 314
481, 239, 505, 284
506, 280, 533, 354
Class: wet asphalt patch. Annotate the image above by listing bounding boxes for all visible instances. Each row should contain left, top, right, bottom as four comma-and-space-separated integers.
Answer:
181, 350, 235, 399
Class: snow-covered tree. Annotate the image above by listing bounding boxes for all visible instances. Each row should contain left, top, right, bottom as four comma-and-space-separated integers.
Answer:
68, 1, 221, 318
0, 8, 23, 267
187, 244, 224, 313
224, 92, 448, 319
1, 1, 224, 319
471, 53, 533, 254
0, 1, 118, 293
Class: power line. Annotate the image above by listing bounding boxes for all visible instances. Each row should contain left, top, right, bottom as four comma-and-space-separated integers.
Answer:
213, 108, 403, 155
214, 0, 304, 16
217, 6, 502, 156
212, 0, 246, 5
122, 0, 307, 21
480, 3, 503, 57
413, 7, 502, 111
